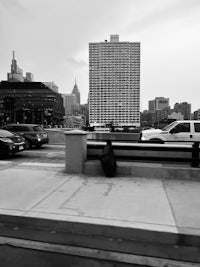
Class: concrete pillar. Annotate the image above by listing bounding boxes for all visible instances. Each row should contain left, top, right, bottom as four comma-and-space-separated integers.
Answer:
64, 130, 87, 173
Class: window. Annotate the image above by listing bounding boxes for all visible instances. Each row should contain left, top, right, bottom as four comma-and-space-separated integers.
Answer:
174, 123, 190, 133
15, 126, 30, 132
0, 130, 13, 137
194, 123, 200, 133
33, 126, 43, 132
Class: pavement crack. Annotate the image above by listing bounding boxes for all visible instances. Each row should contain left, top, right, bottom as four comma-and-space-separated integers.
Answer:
60, 178, 89, 208
95, 180, 115, 196
103, 182, 114, 196
162, 179, 178, 230
23, 176, 74, 216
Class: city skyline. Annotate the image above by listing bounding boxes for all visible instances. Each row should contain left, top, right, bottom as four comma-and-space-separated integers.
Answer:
0, 0, 200, 112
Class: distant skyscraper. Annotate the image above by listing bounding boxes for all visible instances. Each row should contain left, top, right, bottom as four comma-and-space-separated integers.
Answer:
155, 97, 169, 111
25, 72, 34, 82
174, 102, 191, 120
7, 51, 24, 82
89, 34, 140, 127
63, 94, 77, 116
71, 79, 80, 105
148, 100, 156, 113
149, 97, 169, 113
7, 51, 34, 83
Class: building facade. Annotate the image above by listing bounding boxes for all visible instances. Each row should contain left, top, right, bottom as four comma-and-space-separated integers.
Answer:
89, 35, 140, 127
43, 82, 59, 93
193, 109, 200, 120
174, 102, 191, 120
63, 93, 77, 116
0, 81, 64, 126
154, 97, 169, 111
148, 100, 155, 113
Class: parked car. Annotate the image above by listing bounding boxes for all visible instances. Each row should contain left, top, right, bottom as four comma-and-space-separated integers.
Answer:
0, 129, 26, 156
2, 124, 49, 148
139, 120, 200, 144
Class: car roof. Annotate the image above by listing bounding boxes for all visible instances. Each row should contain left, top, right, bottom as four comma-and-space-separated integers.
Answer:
4, 124, 41, 127
175, 120, 200, 123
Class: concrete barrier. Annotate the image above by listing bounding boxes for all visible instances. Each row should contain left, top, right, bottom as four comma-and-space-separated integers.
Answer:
46, 129, 66, 144
0, 214, 200, 266
46, 131, 140, 145
47, 130, 200, 179
64, 130, 87, 173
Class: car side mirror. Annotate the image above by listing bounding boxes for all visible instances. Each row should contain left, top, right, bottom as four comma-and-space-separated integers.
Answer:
170, 128, 179, 134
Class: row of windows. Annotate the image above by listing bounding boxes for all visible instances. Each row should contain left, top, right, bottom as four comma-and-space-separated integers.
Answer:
172, 123, 200, 133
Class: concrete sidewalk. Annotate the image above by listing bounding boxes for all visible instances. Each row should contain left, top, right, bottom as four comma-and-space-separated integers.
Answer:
0, 163, 200, 236
0, 162, 200, 265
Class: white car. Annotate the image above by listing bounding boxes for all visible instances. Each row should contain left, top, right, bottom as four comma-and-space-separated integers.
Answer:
140, 120, 200, 143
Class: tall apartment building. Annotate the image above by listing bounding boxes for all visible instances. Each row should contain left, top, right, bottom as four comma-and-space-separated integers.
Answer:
89, 35, 140, 127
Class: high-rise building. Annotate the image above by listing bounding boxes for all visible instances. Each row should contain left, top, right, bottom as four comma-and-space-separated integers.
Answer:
25, 72, 34, 82
154, 97, 169, 110
89, 34, 140, 127
148, 97, 169, 113
7, 51, 34, 83
148, 100, 156, 113
63, 93, 77, 116
7, 51, 24, 82
174, 102, 191, 120
71, 79, 80, 105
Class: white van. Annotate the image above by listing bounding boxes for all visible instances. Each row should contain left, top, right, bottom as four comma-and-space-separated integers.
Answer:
139, 120, 200, 143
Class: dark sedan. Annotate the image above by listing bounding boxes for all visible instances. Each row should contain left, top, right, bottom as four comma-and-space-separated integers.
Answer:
2, 124, 49, 148
0, 129, 26, 156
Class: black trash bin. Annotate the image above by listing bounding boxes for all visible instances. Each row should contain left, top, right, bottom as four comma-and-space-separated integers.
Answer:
99, 142, 117, 177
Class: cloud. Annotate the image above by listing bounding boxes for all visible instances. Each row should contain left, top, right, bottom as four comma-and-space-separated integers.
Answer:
66, 57, 88, 71
0, 0, 28, 15
125, 0, 200, 33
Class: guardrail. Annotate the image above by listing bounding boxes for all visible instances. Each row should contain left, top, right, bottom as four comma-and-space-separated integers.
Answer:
87, 134, 200, 168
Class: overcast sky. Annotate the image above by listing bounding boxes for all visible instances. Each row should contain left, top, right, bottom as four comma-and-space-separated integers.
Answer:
0, 0, 200, 111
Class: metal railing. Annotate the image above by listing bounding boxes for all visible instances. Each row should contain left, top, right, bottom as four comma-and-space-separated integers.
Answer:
87, 135, 200, 168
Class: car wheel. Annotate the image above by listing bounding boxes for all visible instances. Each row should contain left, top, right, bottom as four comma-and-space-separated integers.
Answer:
149, 139, 164, 144
35, 144, 42, 148
26, 140, 32, 149
8, 150, 15, 157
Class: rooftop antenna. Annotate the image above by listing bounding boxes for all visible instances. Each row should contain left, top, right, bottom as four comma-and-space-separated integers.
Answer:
12, 50, 15, 60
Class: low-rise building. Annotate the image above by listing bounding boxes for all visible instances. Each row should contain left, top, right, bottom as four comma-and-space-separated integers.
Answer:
0, 81, 64, 126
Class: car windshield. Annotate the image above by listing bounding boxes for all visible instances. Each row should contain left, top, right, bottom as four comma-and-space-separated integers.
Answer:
0, 130, 13, 137
162, 121, 178, 131
33, 126, 43, 132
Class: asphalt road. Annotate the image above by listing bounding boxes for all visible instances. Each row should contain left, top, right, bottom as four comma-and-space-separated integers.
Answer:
0, 144, 65, 165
